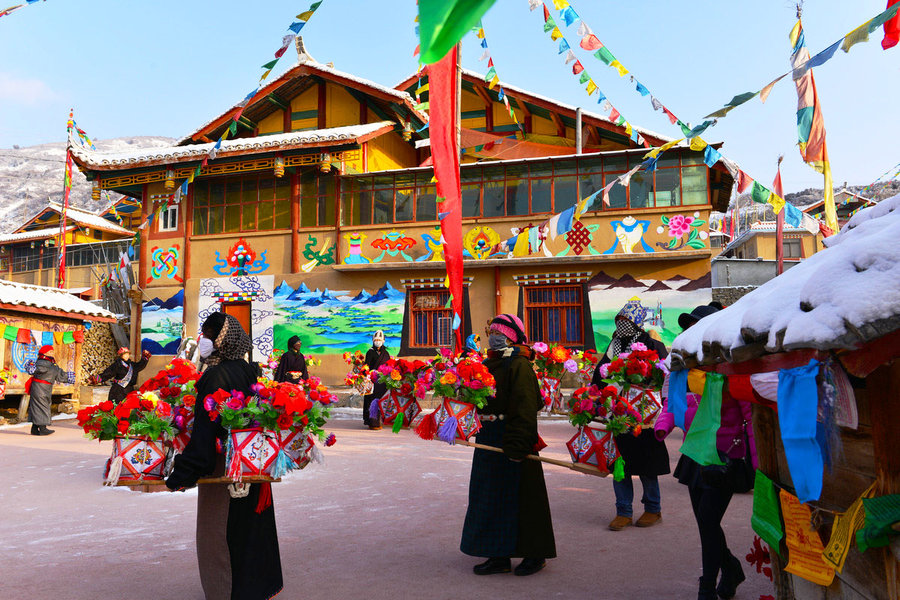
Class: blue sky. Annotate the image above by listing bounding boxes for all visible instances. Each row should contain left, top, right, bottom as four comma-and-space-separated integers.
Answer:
1, 0, 897, 193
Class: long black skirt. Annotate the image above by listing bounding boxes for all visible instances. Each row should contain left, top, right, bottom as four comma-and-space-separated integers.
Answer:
460, 421, 556, 559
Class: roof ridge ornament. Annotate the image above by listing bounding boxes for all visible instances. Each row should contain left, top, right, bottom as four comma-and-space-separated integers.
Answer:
295, 36, 315, 64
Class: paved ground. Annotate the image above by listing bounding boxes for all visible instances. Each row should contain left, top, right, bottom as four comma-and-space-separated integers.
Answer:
0, 414, 774, 599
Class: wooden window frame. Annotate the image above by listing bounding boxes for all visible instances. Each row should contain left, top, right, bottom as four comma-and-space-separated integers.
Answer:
523, 284, 584, 346
191, 175, 292, 236
409, 288, 452, 349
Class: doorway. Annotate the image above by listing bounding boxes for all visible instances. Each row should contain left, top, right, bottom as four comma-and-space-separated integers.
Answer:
222, 302, 252, 338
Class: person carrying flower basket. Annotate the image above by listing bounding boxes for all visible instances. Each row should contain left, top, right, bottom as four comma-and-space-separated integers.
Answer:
165, 312, 282, 600
273, 335, 308, 383
363, 330, 390, 430
460, 313, 556, 577
591, 298, 669, 531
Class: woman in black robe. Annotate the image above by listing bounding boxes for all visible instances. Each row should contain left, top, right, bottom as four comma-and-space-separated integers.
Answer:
94, 347, 150, 403
166, 312, 283, 600
591, 299, 669, 531
26, 345, 67, 436
461, 313, 556, 577
362, 330, 390, 430
273, 335, 308, 383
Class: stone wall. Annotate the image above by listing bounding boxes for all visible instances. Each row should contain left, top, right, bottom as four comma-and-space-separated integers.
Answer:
713, 286, 757, 307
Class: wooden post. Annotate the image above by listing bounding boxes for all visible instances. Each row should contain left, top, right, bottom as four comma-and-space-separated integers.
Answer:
290, 172, 300, 273
183, 186, 193, 282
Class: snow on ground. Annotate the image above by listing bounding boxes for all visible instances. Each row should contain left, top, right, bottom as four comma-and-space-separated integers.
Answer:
0, 419, 774, 599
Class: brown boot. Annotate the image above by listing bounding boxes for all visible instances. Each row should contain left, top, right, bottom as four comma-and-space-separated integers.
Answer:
635, 511, 662, 527
608, 515, 632, 531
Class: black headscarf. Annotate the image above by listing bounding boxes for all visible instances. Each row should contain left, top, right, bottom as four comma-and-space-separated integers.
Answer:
203, 313, 252, 367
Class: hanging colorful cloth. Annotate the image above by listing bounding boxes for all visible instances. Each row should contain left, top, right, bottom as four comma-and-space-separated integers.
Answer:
777, 359, 823, 503
679, 372, 726, 466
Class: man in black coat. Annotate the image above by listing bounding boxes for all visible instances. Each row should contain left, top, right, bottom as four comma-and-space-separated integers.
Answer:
93, 347, 150, 403
26, 345, 68, 436
362, 330, 390, 430
273, 335, 309, 383
592, 299, 669, 531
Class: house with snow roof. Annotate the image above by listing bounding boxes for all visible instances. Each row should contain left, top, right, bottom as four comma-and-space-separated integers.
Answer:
68, 42, 734, 383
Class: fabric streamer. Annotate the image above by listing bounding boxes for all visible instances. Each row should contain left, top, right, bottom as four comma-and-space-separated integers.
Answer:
779, 489, 835, 585
679, 372, 726, 466
667, 368, 689, 430
823, 482, 875, 571
418, 0, 497, 64
856, 494, 900, 552
751, 471, 785, 556
777, 359, 823, 503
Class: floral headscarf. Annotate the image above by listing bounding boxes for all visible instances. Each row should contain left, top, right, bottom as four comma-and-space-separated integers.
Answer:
205, 313, 252, 367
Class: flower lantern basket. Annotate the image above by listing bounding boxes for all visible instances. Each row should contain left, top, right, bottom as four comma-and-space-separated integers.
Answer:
377, 389, 422, 430
226, 428, 279, 480
105, 436, 169, 483
539, 376, 563, 410
433, 397, 482, 442
624, 385, 662, 425
566, 425, 619, 473
278, 429, 316, 470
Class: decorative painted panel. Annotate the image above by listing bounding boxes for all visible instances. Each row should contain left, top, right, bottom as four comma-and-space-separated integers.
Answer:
198, 275, 274, 361
141, 290, 184, 354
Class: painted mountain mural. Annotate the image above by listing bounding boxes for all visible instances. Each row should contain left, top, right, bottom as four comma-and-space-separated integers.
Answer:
273, 281, 405, 355
588, 271, 711, 351
141, 290, 184, 354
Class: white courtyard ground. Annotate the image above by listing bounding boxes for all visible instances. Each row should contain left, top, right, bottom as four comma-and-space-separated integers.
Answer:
0, 413, 774, 599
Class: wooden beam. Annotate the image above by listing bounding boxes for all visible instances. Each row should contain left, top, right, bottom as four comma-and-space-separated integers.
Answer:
0, 302, 116, 323
266, 93, 289, 111
237, 116, 257, 130
550, 111, 565, 138
197, 135, 214, 144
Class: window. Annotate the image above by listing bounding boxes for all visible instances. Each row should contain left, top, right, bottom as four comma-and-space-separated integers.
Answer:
523, 285, 583, 346
159, 204, 179, 232
410, 289, 452, 348
192, 175, 291, 235
784, 239, 802, 259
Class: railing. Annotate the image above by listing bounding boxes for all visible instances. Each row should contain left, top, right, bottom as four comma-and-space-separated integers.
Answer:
10, 239, 138, 273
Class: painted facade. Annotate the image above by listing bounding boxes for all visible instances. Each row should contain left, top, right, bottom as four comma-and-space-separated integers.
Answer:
70, 56, 733, 383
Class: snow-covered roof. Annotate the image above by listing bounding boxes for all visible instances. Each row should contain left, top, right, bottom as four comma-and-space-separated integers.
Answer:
0, 227, 74, 244
670, 193, 900, 368
44, 202, 134, 237
70, 121, 395, 172
721, 220, 811, 254
178, 59, 426, 146
0, 279, 116, 321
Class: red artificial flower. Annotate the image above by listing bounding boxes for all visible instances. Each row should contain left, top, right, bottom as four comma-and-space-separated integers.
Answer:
140, 398, 155, 411
114, 403, 132, 420
116, 419, 130, 434
208, 410, 219, 421
98, 400, 114, 412
182, 394, 196, 407
276, 413, 293, 429
155, 401, 172, 417
609, 358, 625, 373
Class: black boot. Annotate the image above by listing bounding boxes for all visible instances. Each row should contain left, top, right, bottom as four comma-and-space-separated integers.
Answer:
717, 553, 745, 599
30, 424, 40, 435
514, 558, 546, 576
39, 425, 55, 435
473, 557, 511, 575
698, 577, 717, 600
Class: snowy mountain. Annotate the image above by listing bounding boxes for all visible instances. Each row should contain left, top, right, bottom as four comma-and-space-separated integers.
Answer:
0, 136, 175, 233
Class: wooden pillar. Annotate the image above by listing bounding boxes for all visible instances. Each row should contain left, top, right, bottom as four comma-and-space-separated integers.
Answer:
290, 172, 300, 273
283, 105, 292, 134
139, 184, 150, 288
317, 83, 326, 130
183, 186, 193, 282
869, 360, 900, 597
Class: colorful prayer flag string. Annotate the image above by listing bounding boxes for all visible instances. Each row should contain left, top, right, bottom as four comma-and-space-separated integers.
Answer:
476, 20, 525, 136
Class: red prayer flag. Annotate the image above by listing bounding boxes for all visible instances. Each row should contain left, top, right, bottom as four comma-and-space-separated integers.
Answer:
572, 60, 584, 75
580, 34, 603, 51
737, 170, 753, 193
543, 4, 550, 21
73, 330, 85, 343
663, 108, 678, 124
609, 108, 620, 122
16, 328, 31, 344
884, 0, 900, 49
428, 49, 464, 354
488, 57, 494, 68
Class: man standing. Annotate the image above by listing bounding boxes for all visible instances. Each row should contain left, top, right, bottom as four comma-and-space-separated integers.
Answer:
26, 346, 68, 436
92, 347, 151, 403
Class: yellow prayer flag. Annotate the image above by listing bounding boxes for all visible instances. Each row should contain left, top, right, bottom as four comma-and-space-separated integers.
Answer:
416, 83, 429, 95
443, 274, 450, 289
789, 20, 803, 48
822, 160, 838, 234
476, 28, 485, 39
609, 60, 629, 77
430, 176, 437, 183
660, 138, 685, 153
553, 0, 569, 9
297, 10, 314, 21
53, 331, 64, 344
489, 75, 500, 90
550, 27, 563, 41
841, 22, 870, 53
624, 123, 633, 136
261, 69, 272, 81
586, 79, 597, 95
767, 192, 785, 214
689, 137, 708, 152
780, 489, 835, 586
644, 147, 663, 160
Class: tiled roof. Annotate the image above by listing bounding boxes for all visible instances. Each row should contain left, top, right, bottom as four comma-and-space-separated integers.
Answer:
0, 227, 74, 244
0, 279, 116, 321
46, 202, 134, 236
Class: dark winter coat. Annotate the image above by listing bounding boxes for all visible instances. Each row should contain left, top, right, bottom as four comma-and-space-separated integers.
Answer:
28, 357, 67, 426
460, 352, 556, 560
273, 337, 308, 383
99, 355, 148, 403
362, 345, 391, 425
592, 331, 671, 477
166, 358, 282, 600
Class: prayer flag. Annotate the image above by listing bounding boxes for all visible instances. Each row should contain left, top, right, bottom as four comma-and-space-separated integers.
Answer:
635, 81, 649, 96
561, 6, 578, 26
883, 0, 900, 49
593, 46, 615, 65
580, 34, 602, 51
737, 170, 753, 193
609, 59, 628, 76
418, 0, 497, 64
572, 60, 584, 75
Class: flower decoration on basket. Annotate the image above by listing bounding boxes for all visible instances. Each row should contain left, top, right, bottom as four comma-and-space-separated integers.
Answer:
261, 350, 283, 380
597, 342, 667, 424
138, 358, 201, 453
343, 351, 371, 394
415, 354, 495, 444
531, 342, 579, 410
305, 355, 322, 368
369, 358, 431, 433
572, 349, 600, 386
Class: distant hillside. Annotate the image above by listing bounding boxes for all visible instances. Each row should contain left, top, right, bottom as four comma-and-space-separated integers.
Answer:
0, 136, 175, 233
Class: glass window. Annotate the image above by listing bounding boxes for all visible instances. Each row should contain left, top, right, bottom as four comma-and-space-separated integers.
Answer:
193, 183, 208, 207
658, 155, 680, 169
523, 285, 583, 345
552, 176, 576, 213
683, 152, 704, 165
682, 166, 708, 205
580, 173, 604, 209
208, 205, 224, 234
257, 201, 274, 230
629, 171, 654, 209
553, 159, 577, 176
578, 156, 603, 174
505, 176, 528, 216
531, 178, 552, 214
410, 289, 452, 348
374, 189, 392, 224
358, 189, 373, 225
462, 183, 481, 217
483, 180, 505, 217
224, 204, 241, 232
341, 193, 354, 226
273, 198, 291, 229
395, 188, 414, 222
225, 181, 241, 205
241, 203, 256, 230
604, 154, 627, 172
300, 171, 317, 227
654, 169, 680, 207
603, 174, 626, 209
241, 179, 257, 204
416, 185, 437, 221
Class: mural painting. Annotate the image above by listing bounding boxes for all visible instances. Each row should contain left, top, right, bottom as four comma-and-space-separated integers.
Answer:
603, 216, 655, 254
141, 289, 185, 354
342, 232, 369, 264
588, 270, 712, 350
197, 276, 275, 361
556, 221, 601, 257
371, 230, 417, 262
656, 212, 708, 251
301, 235, 335, 272
273, 280, 405, 355
146, 244, 183, 285
416, 226, 445, 262
213, 238, 270, 276
463, 226, 501, 260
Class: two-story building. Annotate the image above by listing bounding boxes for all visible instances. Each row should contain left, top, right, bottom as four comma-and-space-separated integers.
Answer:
68, 51, 734, 383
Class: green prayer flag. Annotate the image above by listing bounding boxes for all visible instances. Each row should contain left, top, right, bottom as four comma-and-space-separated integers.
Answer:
868, 2, 900, 33
726, 91, 757, 107
856, 495, 900, 552
484, 67, 497, 81
679, 121, 692, 137
751, 471, 785, 556
63, 331, 75, 344
229, 121, 238, 136
543, 15, 556, 32
309, 1, 322, 9
593, 46, 615, 65
418, 0, 498, 64
751, 181, 771, 204
3, 326, 17, 341
615, 116, 625, 126
261, 59, 278, 70
578, 71, 590, 84
680, 372, 726, 466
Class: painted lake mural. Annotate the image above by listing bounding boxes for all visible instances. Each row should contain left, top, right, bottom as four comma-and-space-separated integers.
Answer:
141, 290, 184, 354
273, 280, 405, 355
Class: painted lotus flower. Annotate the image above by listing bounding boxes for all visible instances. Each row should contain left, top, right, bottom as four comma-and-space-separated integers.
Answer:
667, 214, 694, 238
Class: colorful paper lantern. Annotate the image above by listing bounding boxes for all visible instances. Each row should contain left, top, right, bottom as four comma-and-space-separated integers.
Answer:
164, 169, 175, 190
566, 425, 620, 472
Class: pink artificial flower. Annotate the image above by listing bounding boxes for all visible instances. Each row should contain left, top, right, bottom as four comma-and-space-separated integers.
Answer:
599, 364, 610, 379
578, 398, 594, 413
564, 359, 578, 373
618, 352, 630, 361
532, 342, 549, 353
630, 342, 647, 352
204, 395, 217, 411
469, 379, 484, 390
668, 214, 694, 238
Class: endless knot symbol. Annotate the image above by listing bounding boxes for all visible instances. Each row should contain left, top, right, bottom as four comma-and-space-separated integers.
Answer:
565, 221, 592, 255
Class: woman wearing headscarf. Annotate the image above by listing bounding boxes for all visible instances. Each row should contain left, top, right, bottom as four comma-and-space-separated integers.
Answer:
166, 312, 282, 600
461, 314, 556, 577
464, 333, 482, 359
655, 303, 755, 600
273, 335, 309, 383
362, 330, 390, 430
592, 298, 670, 531
92, 346, 151, 403
26, 345, 67, 436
